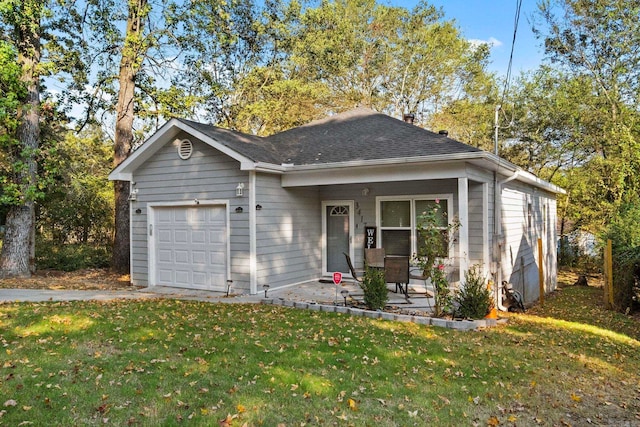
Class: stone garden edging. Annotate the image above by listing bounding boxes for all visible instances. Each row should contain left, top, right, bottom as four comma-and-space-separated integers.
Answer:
260, 298, 507, 331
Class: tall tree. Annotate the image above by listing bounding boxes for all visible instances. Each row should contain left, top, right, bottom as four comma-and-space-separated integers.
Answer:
532, 0, 640, 234
0, 1, 84, 277
0, 1, 44, 276
225, 0, 495, 133
111, 0, 148, 273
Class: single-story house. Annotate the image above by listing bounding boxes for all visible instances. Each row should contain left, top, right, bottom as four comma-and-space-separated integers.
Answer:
109, 107, 564, 305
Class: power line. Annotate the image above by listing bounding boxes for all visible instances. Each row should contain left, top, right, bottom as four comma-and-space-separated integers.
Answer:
500, 0, 523, 109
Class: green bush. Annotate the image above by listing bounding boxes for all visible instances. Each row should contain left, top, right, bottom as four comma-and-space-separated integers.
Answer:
454, 265, 493, 319
604, 202, 640, 313
360, 267, 388, 311
36, 239, 111, 271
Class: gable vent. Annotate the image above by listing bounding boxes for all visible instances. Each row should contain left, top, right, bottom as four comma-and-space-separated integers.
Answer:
178, 139, 193, 160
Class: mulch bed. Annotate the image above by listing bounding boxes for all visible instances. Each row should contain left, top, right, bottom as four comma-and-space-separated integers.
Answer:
0, 269, 134, 290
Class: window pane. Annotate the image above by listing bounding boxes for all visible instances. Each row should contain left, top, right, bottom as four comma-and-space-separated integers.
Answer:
381, 201, 411, 227
381, 230, 411, 256
415, 199, 448, 228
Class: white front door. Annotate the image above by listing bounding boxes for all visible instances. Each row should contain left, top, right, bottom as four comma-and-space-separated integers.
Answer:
152, 205, 227, 290
322, 201, 354, 275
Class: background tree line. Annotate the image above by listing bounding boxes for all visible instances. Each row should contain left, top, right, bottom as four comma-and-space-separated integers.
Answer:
1, 0, 639, 309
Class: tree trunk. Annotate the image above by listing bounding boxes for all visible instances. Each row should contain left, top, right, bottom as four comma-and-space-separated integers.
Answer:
111, 0, 147, 274
0, 4, 41, 278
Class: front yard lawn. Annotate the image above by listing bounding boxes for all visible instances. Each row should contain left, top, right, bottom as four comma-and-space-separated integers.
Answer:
1, 285, 638, 426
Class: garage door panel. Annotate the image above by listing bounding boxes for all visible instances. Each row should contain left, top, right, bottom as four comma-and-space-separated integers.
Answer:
158, 249, 173, 263
157, 210, 173, 222
174, 209, 188, 222
158, 269, 173, 283
209, 208, 225, 221
209, 231, 226, 244
174, 230, 188, 243
175, 250, 189, 264
175, 270, 190, 285
193, 208, 208, 222
209, 250, 226, 262
192, 272, 207, 286
192, 230, 206, 244
158, 230, 172, 243
192, 250, 206, 265
154, 205, 227, 291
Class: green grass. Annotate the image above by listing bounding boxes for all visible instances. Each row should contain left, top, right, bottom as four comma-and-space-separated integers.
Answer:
1, 286, 639, 426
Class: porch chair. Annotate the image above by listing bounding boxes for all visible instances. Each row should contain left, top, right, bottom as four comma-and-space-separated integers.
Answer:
364, 248, 385, 269
384, 256, 410, 298
343, 252, 363, 283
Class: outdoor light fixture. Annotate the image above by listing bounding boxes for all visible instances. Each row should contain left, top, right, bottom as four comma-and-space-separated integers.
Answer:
341, 289, 349, 306
256, 204, 262, 210
362, 187, 370, 196
235, 207, 243, 213
236, 183, 245, 197
263, 284, 270, 298
135, 208, 142, 214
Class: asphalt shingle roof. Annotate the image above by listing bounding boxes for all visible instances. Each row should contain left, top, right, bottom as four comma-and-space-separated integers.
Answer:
180, 107, 482, 166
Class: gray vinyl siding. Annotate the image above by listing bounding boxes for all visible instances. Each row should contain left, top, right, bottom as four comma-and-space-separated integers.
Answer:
255, 173, 321, 288
468, 181, 485, 266
129, 132, 250, 290
501, 180, 558, 303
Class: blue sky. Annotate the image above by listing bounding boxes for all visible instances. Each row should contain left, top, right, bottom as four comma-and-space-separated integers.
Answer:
391, 0, 546, 77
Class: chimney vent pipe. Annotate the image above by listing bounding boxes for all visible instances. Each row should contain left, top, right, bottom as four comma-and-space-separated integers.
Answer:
403, 113, 415, 124
438, 130, 449, 137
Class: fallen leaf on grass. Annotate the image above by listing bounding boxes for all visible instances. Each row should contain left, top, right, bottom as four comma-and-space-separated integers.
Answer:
571, 392, 582, 402
3, 400, 17, 407
487, 415, 500, 426
347, 398, 358, 411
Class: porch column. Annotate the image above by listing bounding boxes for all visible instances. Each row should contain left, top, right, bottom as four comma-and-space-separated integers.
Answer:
457, 177, 469, 282
249, 170, 257, 294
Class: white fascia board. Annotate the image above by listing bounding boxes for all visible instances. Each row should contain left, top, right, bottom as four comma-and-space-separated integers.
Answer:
470, 153, 566, 195
282, 160, 469, 187
108, 119, 257, 181
243, 162, 286, 173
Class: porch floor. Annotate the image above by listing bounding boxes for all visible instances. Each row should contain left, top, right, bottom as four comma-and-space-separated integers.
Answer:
266, 280, 436, 313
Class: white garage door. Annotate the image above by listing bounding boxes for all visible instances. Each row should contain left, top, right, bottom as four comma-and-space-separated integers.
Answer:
154, 205, 227, 290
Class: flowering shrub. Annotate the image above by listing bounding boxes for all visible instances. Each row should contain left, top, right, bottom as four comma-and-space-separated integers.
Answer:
413, 200, 460, 317
430, 263, 454, 317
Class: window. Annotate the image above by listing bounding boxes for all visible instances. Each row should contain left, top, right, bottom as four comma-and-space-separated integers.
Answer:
378, 196, 453, 257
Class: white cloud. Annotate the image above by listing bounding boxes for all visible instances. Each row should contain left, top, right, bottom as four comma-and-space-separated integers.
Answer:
469, 37, 503, 49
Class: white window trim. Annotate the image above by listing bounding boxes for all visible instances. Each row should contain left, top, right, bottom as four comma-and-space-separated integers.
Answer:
375, 194, 455, 259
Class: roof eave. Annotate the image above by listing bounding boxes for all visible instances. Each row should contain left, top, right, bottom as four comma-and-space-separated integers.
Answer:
278, 151, 565, 195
